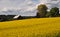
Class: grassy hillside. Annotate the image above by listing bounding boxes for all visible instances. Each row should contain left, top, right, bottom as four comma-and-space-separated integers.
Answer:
0, 17, 60, 37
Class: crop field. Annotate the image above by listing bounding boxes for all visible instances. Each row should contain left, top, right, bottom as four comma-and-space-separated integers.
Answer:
0, 17, 60, 37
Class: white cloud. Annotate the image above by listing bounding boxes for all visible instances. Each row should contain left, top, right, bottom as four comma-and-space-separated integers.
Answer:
0, 0, 60, 16
0, 0, 37, 11
39, 0, 60, 9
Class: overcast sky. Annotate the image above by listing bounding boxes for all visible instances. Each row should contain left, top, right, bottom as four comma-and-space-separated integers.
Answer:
0, 0, 60, 16
0, 0, 40, 11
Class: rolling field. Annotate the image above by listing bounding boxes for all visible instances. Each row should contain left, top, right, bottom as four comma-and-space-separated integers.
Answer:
0, 17, 60, 37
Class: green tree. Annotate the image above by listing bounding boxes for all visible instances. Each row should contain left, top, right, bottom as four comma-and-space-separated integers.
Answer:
46, 11, 51, 17
50, 7, 59, 17
36, 4, 48, 18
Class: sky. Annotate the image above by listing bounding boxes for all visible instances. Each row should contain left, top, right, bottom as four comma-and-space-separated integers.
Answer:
0, 0, 39, 11
0, 0, 60, 16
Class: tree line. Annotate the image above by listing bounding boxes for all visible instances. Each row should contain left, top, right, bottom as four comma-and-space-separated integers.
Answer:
36, 4, 60, 18
0, 4, 60, 22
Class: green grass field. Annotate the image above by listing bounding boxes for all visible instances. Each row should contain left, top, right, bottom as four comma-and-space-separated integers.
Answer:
0, 17, 60, 37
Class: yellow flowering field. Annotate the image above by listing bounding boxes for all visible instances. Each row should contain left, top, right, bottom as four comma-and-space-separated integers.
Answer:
0, 17, 60, 37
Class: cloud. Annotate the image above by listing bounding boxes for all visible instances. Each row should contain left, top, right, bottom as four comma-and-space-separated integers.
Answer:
0, 0, 60, 11
39, 0, 60, 9
0, 0, 60, 16
0, 0, 39, 16
0, 0, 38, 14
